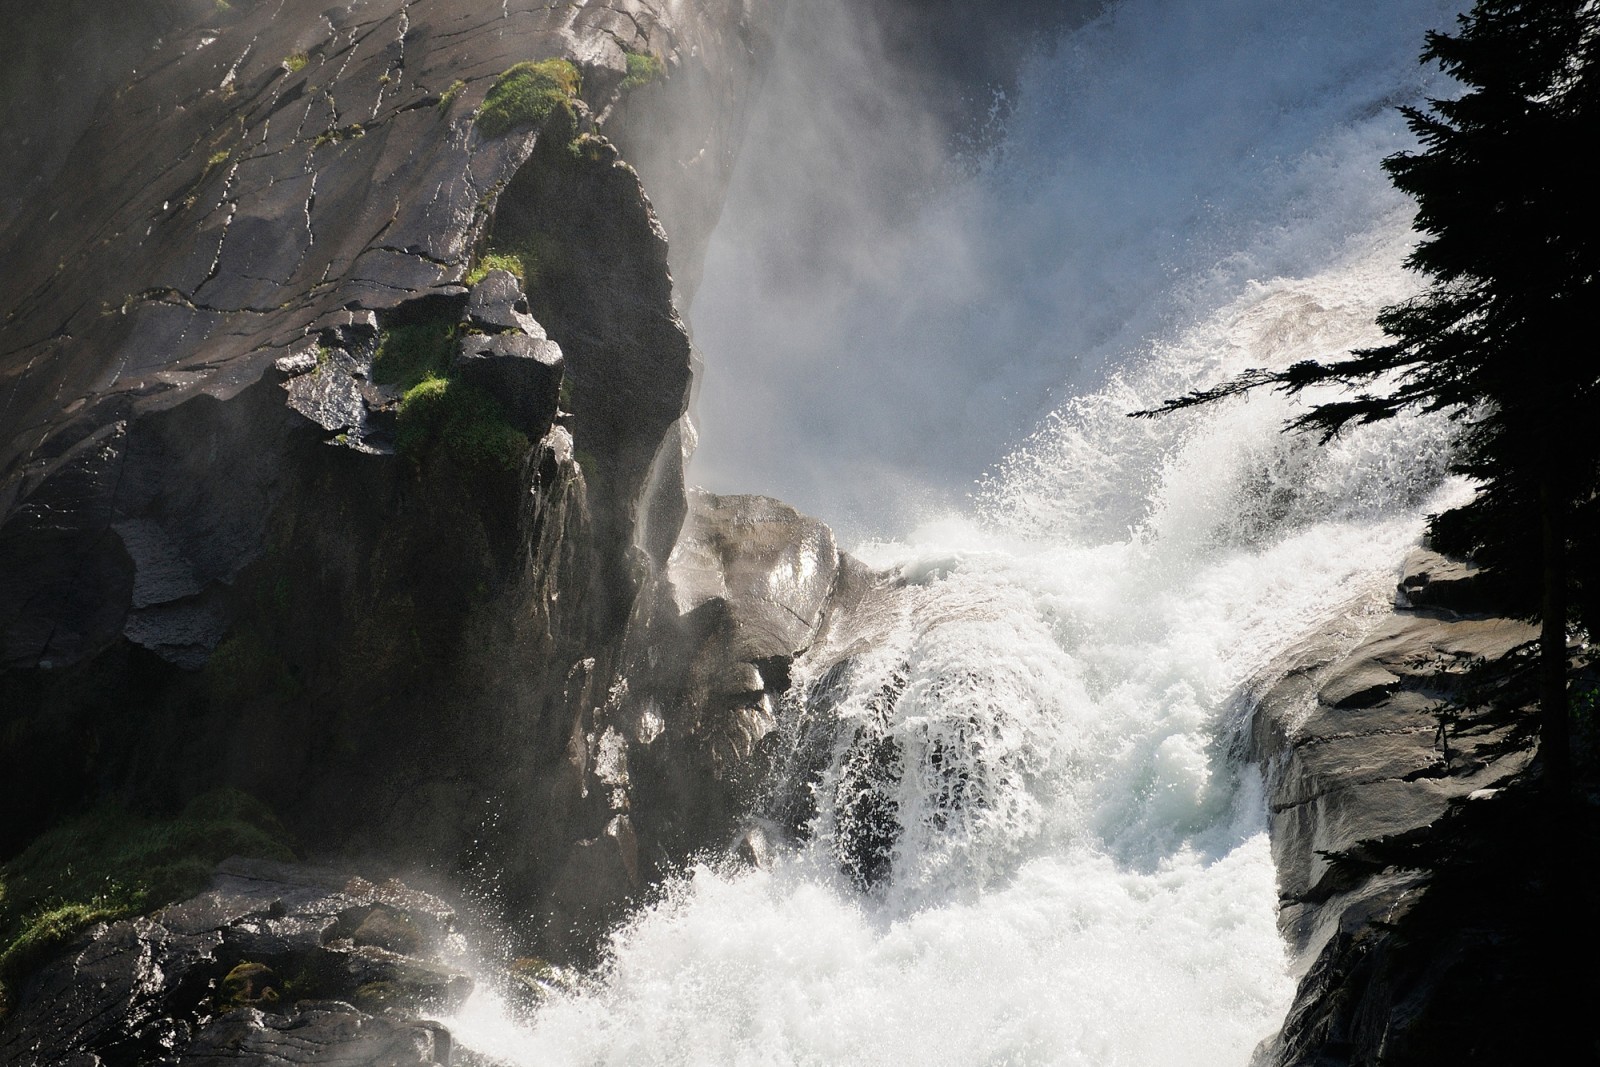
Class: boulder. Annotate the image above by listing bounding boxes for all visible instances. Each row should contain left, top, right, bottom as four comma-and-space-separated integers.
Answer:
453, 332, 565, 437
0, 858, 472, 1067
465, 270, 545, 336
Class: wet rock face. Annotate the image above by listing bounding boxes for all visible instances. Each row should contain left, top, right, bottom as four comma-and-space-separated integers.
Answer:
0, 858, 469, 1067
0, 0, 786, 955
0, 0, 778, 675
668, 488, 845, 767
1249, 550, 1558, 1066
523, 489, 880, 960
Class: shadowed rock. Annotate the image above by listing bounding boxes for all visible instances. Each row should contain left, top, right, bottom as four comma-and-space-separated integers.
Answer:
1247, 549, 1565, 1066
0, 858, 469, 1067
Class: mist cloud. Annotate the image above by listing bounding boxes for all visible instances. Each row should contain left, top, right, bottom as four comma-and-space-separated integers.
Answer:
685, 0, 1463, 541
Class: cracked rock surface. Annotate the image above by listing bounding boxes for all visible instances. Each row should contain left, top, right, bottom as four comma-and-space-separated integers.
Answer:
0, 0, 787, 968
0, 858, 469, 1067
0, 0, 778, 673
1246, 548, 1582, 1066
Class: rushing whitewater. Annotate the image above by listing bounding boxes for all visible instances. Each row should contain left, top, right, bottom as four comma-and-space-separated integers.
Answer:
448, 0, 1467, 1063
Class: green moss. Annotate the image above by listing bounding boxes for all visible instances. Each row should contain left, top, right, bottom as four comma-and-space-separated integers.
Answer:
475, 59, 580, 140
284, 52, 309, 73
372, 315, 530, 470
438, 79, 466, 109
463, 229, 563, 288
207, 629, 300, 704
311, 123, 364, 148
220, 961, 282, 1009
463, 252, 519, 287
0, 791, 295, 1011
372, 320, 458, 390
620, 51, 665, 91
207, 149, 231, 168
397, 377, 529, 472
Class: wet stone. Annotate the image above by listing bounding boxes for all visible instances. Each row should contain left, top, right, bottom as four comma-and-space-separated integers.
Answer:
466, 269, 545, 336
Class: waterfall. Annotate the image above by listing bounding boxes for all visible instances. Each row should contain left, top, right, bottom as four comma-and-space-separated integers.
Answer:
446, 0, 1469, 1062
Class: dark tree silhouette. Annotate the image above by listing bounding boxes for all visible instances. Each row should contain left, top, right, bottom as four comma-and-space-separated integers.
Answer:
1134, 0, 1600, 793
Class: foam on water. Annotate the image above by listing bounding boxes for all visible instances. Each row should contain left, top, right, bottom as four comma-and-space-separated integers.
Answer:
445, 0, 1469, 1062
444, 261, 1462, 1066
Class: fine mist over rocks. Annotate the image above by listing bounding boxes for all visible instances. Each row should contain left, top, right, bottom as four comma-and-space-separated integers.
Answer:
689, 0, 1464, 539
0, 0, 808, 990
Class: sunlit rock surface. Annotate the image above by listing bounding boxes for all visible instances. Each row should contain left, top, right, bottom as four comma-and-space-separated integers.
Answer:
1248, 550, 1570, 1066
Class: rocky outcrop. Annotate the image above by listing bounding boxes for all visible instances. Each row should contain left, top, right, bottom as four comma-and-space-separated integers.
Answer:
1250, 549, 1590, 1065
0, 0, 1101, 1032
0, 0, 785, 965
0, 858, 470, 1066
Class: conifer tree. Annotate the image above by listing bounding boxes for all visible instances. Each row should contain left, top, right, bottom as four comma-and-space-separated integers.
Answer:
1135, 0, 1600, 792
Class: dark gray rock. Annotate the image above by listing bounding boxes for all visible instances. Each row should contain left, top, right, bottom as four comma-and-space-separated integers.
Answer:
1394, 546, 1488, 615
0, 858, 471, 1067
453, 332, 564, 437
1252, 603, 1536, 961
466, 270, 544, 336
1246, 551, 1581, 1065
179, 1005, 453, 1067
666, 490, 844, 768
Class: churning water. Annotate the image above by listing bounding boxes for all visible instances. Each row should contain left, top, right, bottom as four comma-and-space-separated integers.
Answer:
447, 0, 1468, 1062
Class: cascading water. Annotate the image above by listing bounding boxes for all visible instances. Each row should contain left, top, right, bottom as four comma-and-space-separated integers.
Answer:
447, 0, 1469, 1062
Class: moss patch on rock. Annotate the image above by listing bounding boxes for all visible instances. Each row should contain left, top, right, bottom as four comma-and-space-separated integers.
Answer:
373, 316, 530, 471
397, 376, 528, 472
475, 59, 580, 140
463, 230, 563, 288
372, 319, 458, 389
621, 51, 665, 91
0, 790, 295, 1014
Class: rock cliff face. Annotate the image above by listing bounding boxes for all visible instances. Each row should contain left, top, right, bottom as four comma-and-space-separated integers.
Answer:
0, 0, 791, 965
1248, 550, 1589, 1065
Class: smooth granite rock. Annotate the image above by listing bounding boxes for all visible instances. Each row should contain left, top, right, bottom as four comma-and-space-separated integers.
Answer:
1246, 549, 1587, 1066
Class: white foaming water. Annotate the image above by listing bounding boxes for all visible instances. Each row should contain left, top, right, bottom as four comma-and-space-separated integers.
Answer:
448, 0, 1467, 1063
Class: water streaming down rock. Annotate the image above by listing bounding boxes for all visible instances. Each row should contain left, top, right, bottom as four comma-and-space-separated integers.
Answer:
443, 2, 1473, 1063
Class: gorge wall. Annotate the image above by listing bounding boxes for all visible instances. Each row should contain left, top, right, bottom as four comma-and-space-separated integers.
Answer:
1247, 550, 1586, 1065
0, 0, 1093, 988
0, 0, 797, 966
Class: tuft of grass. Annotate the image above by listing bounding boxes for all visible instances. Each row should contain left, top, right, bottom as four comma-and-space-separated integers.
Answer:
397, 377, 529, 472
620, 51, 664, 91
463, 230, 561, 288
311, 123, 364, 148
284, 53, 309, 73
372, 319, 457, 389
0, 791, 295, 1013
463, 251, 527, 288
474, 59, 580, 139
438, 79, 466, 109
